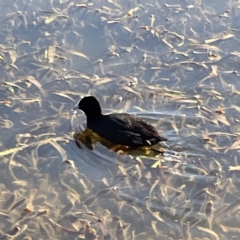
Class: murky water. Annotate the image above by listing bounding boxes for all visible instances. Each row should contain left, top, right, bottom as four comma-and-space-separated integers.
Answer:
0, 0, 240, 239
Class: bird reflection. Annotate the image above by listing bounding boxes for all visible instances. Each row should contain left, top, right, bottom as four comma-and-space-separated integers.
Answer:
74, 127, 165, 157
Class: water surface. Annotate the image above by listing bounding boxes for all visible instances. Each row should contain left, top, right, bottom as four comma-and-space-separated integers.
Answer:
0, 0, 239, 239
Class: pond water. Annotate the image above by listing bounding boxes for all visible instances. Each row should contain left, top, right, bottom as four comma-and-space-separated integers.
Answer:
0, 0, 240, 239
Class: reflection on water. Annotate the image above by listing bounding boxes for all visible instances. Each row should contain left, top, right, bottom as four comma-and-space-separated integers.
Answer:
0, 0, 240, 239
74, 127, 164, 158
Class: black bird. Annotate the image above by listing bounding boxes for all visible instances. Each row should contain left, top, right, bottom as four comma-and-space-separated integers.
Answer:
78, 96, 167, 147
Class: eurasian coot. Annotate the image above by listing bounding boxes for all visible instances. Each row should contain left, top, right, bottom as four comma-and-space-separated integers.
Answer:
78, 96, 167, 147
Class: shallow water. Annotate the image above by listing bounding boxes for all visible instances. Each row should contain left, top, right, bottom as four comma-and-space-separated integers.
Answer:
0, 0, 240, 239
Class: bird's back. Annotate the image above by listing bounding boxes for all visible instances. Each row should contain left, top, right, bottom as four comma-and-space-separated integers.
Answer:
87, 113, 165, 147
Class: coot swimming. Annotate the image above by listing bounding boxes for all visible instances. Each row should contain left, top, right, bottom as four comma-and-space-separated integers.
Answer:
78, 96, 167, 147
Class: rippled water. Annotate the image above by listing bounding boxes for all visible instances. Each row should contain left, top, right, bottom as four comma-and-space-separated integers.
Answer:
0, 0, 240, 239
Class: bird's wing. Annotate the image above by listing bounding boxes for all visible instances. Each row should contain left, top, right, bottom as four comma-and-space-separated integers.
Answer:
108, 113, 157, 136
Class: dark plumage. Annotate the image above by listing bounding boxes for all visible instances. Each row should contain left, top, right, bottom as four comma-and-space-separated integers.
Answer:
78, 96, 166, 147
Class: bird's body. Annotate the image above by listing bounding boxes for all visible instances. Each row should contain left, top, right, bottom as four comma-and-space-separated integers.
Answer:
78, 96, 166, 147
